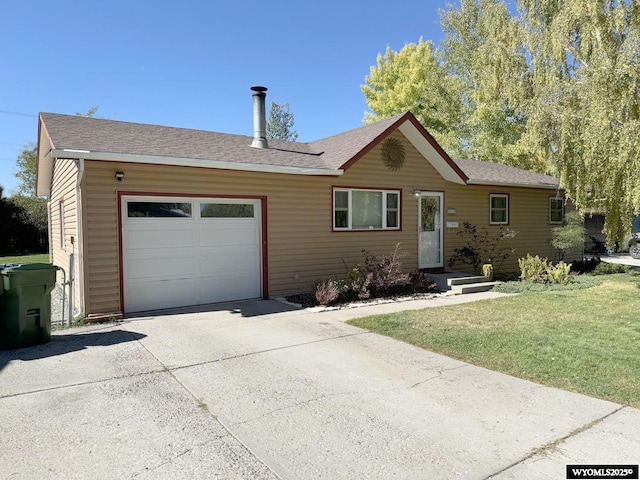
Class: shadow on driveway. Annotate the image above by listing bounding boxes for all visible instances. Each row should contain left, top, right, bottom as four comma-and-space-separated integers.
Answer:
125, 299, 301, 320
0, 329, 146, 373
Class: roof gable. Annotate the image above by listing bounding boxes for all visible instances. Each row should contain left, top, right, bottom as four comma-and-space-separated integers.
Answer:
309, 112, 467, 184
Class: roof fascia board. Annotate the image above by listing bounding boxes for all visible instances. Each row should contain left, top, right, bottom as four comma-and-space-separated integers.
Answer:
49, 149, 343, 176
466, 179, 561, 190
397, 118, 467, 185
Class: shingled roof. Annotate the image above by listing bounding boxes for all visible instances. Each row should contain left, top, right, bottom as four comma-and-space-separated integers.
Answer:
40, 112, 330, 170
38, 111, 560, 191
456, 158, 560, 189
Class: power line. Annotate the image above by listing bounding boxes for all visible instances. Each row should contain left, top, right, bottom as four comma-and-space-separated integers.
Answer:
0, 110, 37, 118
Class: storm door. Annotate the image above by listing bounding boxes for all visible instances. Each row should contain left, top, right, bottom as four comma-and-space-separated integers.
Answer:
418, 192, 443, 268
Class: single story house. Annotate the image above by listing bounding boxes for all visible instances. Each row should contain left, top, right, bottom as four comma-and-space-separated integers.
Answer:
36, 86, 564, 318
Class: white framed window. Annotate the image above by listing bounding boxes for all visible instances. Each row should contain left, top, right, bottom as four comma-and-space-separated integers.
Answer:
490, 194, 509, 225
549, 197, 564, 224
333, 188, 400, 230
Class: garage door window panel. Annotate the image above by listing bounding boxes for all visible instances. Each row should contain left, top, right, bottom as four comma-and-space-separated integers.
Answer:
200, 203, 254, 218
128, 202, 192, 218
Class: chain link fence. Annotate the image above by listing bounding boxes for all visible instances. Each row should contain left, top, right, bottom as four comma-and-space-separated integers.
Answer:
50, 284, 70, 329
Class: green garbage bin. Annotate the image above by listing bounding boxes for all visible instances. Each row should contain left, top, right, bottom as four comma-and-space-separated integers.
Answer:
0, 263, 59, 349
0, 263, 17, 300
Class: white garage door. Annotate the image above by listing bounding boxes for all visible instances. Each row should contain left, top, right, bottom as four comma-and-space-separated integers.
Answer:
122, 196, 262, 313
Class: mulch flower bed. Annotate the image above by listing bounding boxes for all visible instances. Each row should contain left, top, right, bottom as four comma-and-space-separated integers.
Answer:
286, 284, 440, 309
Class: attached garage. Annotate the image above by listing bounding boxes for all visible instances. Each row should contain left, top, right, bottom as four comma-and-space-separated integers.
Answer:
120, 195, 264, 313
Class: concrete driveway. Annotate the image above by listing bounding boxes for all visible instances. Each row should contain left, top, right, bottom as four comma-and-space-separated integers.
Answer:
1, 296, 639, 479
601, 253, 640, 268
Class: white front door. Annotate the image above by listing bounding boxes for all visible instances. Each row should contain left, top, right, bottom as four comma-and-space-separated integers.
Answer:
419, 192, 443, 269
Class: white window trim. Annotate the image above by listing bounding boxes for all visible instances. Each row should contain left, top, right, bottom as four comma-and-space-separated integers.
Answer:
490, 194, 509, 225
549, 197, 564, 224
333, 188, 401, 231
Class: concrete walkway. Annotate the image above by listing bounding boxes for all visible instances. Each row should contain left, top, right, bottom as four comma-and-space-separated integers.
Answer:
1, 294, 638, 479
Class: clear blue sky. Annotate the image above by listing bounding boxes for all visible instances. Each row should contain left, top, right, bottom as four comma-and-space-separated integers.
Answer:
1, 0, 451, 195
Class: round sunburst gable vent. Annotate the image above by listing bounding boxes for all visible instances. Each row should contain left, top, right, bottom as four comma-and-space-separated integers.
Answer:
381, 137, 405, 171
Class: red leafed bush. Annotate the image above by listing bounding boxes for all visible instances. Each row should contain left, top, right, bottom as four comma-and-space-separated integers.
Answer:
314, 280, 339, 306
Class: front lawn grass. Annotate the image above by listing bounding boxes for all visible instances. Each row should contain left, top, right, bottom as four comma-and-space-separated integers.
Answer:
0, 253, 49, 265
348, 273, 640, 407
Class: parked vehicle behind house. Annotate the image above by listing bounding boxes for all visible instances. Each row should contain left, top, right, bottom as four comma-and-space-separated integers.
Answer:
622, 216, 640, 252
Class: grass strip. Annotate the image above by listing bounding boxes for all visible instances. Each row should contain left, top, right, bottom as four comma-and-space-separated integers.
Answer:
0, 253, 50, 265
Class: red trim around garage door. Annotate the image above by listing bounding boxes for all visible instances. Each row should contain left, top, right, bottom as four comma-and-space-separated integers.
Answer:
117, 191, 269, 314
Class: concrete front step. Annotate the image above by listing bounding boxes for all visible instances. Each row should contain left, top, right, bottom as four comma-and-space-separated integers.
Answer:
450, 281, 500, 294
447, 275, 487, 286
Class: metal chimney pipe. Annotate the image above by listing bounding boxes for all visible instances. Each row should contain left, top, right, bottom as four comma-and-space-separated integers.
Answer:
250, 86, 268, 149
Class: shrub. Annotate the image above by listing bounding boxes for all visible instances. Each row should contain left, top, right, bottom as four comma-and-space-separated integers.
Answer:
494, 271, 520, 282
551, 211, 586, 261
519, 255, 574, 285
352, 269, 373, 299
335, 243, 412, 300
309, 243, 440, 306
519, 254, 550, 283
546, 261, 572, 285
409, 271, 438, 291
341, 264, 370, 299
592, 262, 631, 275
328, 277, 349, 295
360, 243, 410, 294
448, 222, 516, 274
493, 275, 602, 293
571, 257, 601, 274
309, 243, 435, 306
314, 280, 339, 306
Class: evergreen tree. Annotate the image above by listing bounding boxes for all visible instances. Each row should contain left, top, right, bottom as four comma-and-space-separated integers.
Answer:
266, 102, 299, 141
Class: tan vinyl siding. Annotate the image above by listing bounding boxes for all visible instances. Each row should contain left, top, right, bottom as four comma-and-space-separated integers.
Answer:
49, 158, 81, 312
80, 133, 562, 315
443, 184, 564, 273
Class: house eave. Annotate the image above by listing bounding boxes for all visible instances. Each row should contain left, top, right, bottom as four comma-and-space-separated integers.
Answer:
466, 179, 561, 190
397, 120, 467, 185
49, 149, 343, 176
36, 116, 55, 196
36, 151, 54, 197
